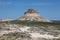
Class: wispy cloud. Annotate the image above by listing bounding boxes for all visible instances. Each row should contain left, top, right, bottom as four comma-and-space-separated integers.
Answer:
26, 3, 53, 6
0, 2, 12, 5
0, 1, 54, 6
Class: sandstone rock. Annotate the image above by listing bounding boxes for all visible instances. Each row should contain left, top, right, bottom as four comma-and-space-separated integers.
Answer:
18, 8, 50, 22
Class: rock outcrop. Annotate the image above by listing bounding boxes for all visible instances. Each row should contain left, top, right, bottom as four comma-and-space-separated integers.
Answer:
0, 23, 60, 40
18, 9, 50, 22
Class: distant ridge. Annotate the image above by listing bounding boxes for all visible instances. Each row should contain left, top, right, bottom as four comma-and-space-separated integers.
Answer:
51, 20, 60, 23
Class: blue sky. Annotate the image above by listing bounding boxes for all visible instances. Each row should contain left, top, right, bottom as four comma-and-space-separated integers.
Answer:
0, 0, 60, 20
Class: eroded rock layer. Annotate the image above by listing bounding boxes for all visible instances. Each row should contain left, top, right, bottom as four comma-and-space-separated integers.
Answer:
18, 9, 50, 22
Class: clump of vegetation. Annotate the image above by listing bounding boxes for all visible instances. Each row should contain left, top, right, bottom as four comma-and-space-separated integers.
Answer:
9, 20, 60, 26
0, 20, 60, 26
0, 32, 31, 40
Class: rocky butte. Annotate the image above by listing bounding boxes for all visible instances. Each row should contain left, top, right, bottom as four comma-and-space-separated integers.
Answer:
0, 9, 60, 40
18, 9, 50, 22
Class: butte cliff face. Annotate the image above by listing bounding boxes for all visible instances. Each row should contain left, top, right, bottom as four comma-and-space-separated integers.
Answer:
18, 9, 50, 22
